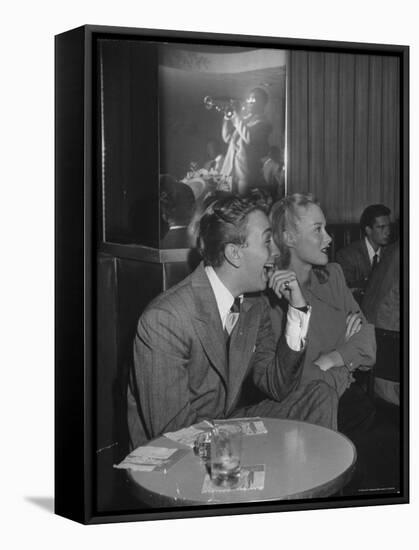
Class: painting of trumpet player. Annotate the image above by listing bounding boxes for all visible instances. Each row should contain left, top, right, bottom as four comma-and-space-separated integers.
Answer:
158, 45, 286, 204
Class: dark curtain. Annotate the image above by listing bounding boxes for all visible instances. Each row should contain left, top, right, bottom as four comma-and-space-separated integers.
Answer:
287, 50, 400, 223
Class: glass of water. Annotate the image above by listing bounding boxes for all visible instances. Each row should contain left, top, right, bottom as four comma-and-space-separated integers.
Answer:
210, 424, 242, 488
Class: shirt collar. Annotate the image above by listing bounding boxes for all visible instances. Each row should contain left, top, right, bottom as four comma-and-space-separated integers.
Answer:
364, 237, 381, 263
205, 266, 242, 328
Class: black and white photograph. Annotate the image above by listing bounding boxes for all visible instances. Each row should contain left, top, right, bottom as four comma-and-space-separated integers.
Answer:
55, 25, 408, 522
4, 1, 417, 548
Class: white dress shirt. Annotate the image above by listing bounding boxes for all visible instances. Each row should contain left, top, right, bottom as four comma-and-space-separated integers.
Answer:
365, 237, 381, 265
205, 266, 311, 351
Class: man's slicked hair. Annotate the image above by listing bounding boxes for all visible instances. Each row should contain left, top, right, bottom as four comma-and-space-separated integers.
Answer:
198, 195, 268, 267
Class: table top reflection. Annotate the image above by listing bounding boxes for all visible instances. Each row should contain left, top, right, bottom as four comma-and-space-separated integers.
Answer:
127, 418, 356, 507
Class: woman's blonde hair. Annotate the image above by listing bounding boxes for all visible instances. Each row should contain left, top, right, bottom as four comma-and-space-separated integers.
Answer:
270, 193, 319, 269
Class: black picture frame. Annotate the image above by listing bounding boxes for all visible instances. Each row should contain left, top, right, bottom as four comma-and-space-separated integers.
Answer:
55, 24, 409, 525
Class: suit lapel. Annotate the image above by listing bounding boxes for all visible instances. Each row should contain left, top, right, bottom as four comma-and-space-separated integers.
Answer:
360, 239, 372, 272
225, 298, 260, 414
191, 265, 229, 388
305, 269, 341, 311
190, 265, 263, 414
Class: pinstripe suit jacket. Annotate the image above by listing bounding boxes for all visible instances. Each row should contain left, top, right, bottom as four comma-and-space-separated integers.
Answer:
127, 263, 304, 448
335, 239, 372, 290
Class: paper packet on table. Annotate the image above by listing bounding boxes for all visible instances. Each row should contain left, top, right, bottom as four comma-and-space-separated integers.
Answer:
215, 418, 268, 436
202, 464, 266, 493
163, 421, 213, 448
114, 445, 187, 473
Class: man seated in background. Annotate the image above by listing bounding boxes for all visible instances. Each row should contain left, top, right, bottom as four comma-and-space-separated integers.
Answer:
362, 241, 400, 405
336, 204, 391, 302
160, 180, 196, 249
127, 194, 337, 449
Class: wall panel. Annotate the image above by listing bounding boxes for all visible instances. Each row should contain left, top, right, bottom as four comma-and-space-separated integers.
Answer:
353, 54, 370, 219
367, 56, 384, 205
338, 54, 356, 222
323, 53, 340, 219
288, 50, 309, 190
307, 51, 325, 194
382, 56, 400, 218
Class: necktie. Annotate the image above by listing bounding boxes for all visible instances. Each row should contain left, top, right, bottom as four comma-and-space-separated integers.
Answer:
372, 253, 379, 269
224, 297, 241, 342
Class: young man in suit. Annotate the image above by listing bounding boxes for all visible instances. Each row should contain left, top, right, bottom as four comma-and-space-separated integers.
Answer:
127, 195, 338, 448
336, 204, 391, 299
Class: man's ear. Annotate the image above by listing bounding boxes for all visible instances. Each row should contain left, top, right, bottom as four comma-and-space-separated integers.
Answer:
283, 229, 297, 248
365, 225, 372, 239
224, 243, 241, 268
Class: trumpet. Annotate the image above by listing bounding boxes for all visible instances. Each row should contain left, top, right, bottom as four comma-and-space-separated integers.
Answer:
203, 96, 242, 119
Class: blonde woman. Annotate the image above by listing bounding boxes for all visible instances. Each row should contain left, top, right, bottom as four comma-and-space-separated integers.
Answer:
268, 193, 376, 437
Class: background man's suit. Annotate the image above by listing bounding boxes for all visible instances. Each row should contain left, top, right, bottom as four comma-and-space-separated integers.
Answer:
127, 263, 337, 449
335, 239, 372, 291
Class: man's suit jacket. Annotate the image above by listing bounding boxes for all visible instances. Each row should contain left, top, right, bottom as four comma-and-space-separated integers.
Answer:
335, 239, 372, 290
362, 242, 399, 331
127, 263, 304, 448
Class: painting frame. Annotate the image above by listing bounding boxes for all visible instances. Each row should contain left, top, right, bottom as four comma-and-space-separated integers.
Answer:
55, 24, 409, 524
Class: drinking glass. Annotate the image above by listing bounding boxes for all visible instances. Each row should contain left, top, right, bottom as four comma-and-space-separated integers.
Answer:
210, 424, 242, 488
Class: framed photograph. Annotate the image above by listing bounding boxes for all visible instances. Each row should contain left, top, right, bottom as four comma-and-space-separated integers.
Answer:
55, 24, 409, 524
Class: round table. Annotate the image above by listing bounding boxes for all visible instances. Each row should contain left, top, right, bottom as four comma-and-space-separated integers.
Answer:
127, 418, 356, 506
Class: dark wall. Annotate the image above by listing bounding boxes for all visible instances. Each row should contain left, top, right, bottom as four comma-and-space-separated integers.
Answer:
96, 252, 195, 512
99, 39, 160, 245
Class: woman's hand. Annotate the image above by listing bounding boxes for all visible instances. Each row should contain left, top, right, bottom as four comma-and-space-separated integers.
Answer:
268, 269, 307, 309
314, 352, 355, 389
345, 311, 362, 342
314, 350, 344, 371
